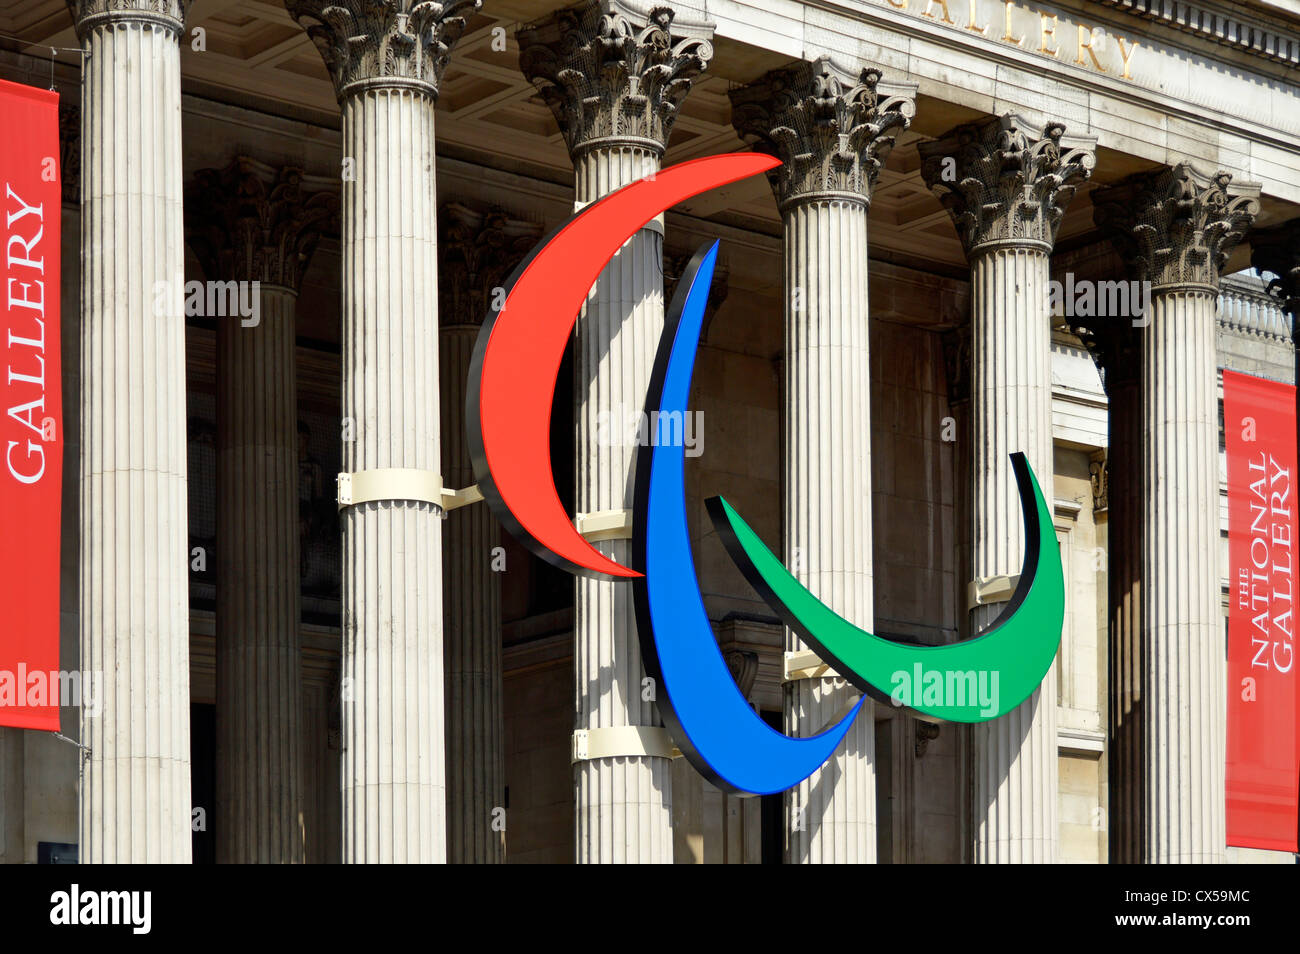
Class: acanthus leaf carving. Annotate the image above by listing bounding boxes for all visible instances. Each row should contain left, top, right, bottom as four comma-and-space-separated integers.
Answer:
729, 56, 915, 208
919, 114, 1095, 257
1093, 163, 1260, 292
67, 0, 187, 34
517, 2, 714, 158
438, 203, 544, 327
187, 157, 338, 292
287, 0, 481, 100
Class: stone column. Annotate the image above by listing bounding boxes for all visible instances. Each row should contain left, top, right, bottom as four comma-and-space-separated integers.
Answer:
69, 0, 192, 863
729, 58, 913, 864
921, 116, 1095, 863
187, 159, 334, 863
518, 1, 712, 864
289, 0, 478, 863
1085, 322, 1144, 863
1095, 165, 1259, 863
438, 204, 542, 863
1056, 242, 1143, 863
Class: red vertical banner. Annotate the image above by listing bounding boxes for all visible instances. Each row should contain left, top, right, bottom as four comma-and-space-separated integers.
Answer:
1224, 369, 1300, 851
0, 79, 62, 731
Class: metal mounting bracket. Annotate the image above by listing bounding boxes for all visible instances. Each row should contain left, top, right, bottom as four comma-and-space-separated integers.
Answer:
337, 468, 443, 512
571, 726, 681, 763
966, 574, 1020, 611
574, 509, 634, 542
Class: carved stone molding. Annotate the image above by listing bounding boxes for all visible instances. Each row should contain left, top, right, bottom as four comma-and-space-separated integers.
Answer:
286, 0, 480, 101
1097, 0, 1300, 70
914, 721, 940, 758
438, 202, 544, 327
66, 0, 186, 35
1090, 453, 1108, 513
919, 114, 1095, 257
516, 2, 714, 159
1250, 219, 1300, 317
723, 650, 760, 701
1093, 163, 1260, 293
729, 56, 915, 210
187, 157, 338, 292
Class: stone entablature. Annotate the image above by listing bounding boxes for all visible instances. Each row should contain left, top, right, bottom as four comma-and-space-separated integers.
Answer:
688, 0, 1300, 203
1098, 0, 1300, 69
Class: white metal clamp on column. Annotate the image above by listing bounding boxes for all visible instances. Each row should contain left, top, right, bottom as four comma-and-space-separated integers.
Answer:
965, 574, 1019, 611
571, 726, 681, 763
574, 508, 633, 542
783, 648, 842, 683
336, 469, 484, 513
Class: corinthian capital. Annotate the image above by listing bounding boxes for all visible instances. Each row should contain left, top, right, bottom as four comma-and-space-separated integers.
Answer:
919, 115, 1095, 257
1250, 220, 1300, 317
187, 158, 338, 292
729, 57, 915, 209
1094, 164, 1261, 292
438, 203, 544, 326
66, 0, 186, 34
517, 1, 714, 158
287, 0, 481, 100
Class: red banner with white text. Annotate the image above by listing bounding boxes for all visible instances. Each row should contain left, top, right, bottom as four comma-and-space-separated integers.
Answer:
1224, 369, 1300, 851
0, 79, 61, 731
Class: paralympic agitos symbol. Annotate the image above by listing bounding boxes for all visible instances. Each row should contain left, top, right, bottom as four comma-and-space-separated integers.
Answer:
467, 153, 1065, 795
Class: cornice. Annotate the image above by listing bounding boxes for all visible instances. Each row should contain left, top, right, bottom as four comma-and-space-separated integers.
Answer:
1094, 0, 1300, 68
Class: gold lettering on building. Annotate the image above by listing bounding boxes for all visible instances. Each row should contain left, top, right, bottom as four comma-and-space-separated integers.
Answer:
1116, 35, 1139, 79
922, 0, 955, 24
1039, 12, 1059, 57
1001, 0, 1023, 46
1075, 23, 1104, 71
966, 0, 988, 34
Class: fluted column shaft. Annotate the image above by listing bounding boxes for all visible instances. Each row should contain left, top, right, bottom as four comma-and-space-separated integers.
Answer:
188, 157, 332, 865
74, 4, 192, 863
782, 197, 876, 862
969, 244, 1058, 862
921, 115, 1095, 864
339, 88, 444, 863
730, 55, 913, 865
1094, 163, 1259, 863
215, 285, 304, 863
1105, 348, 1143, 863
573, 144, 673, 864
1141, 288, 1224, 862
440, 324, 504, 863
518, 1, 714, 863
